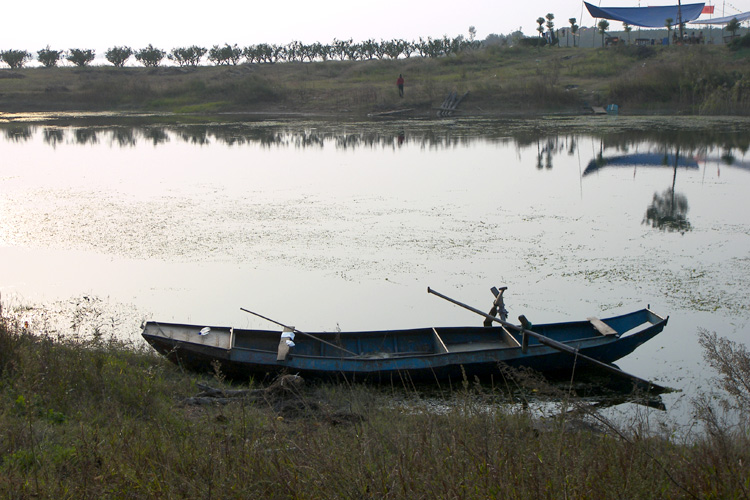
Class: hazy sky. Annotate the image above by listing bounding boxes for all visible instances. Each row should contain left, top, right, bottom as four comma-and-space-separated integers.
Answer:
2, 0, 747, 55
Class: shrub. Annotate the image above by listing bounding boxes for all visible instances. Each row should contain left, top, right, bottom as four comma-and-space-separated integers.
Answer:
105, 46, 133, 68
0, 49, 32, 69
728, 32, 750, 51
519, 37, 547, 48
37, 46, 64, 68
168, 46, 207, 67
208, 44, 243, 66
67, 49, 95, 67
134, 44, 166, 67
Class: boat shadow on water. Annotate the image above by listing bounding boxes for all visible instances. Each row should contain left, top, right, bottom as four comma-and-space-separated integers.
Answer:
390, 362, 670, 415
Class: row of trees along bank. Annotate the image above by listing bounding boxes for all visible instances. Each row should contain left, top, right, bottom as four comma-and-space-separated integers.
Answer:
3, 18, 747, 70
0, 34, 487, 69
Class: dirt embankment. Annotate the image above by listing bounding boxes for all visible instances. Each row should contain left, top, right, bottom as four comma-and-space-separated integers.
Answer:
1, 44, 749, 117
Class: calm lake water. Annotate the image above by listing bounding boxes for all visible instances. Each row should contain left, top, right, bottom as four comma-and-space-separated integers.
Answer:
2, 113, 749, 426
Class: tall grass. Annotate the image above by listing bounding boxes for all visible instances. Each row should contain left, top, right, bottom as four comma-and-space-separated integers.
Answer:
1, 315, 749, 498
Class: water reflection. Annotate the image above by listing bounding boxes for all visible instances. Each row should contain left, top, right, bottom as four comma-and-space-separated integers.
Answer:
2, 120, 750, 163
74, 128, 98, 145
4, 126, 33, 142
143, 127, 169, 146
644, 189, 691, 233
43, 128, 64, 148
642, 149, 692, 233
110, 128, 137, 147
583, 151, 699, 176
536, 138, 556, 169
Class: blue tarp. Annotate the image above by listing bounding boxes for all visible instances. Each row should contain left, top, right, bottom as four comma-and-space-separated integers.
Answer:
584, 2, 706, 27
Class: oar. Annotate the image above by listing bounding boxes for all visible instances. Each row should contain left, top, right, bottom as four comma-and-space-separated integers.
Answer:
426, 287, 664, 392
240, 307, 358, 357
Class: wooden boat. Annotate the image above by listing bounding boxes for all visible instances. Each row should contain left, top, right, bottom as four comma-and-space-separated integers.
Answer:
141, 304, 668, 384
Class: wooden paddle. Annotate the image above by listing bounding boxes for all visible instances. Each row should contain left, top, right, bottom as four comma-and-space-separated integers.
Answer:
427, 287, 664, 392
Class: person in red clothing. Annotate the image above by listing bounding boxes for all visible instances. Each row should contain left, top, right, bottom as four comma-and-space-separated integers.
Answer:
397, 74, 404, 97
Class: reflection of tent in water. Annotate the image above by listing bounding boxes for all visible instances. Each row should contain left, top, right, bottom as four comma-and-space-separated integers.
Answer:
584, 2, 706, 27
583, 152, 699, 176
697, 154, 750, 173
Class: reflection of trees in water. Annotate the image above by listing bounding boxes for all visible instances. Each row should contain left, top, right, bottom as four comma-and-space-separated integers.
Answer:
1, 124, 517, 150
110, 128, 137, 147
75, 128, 98, 145
142, 127, 170, 146
642, 150, 692, 234
644, 189, 691, 233
534, 136, 572, 169
1, 122, 749, 164
43, 128, 65, 148
4, 126, 33, 142
596, 126, 749, 156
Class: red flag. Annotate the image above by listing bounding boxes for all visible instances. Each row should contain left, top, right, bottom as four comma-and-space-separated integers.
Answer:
702, 5, 715, 14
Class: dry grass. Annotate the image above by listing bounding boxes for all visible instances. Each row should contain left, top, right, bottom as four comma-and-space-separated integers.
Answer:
1, 44, 749, 116
1, 314, 750, 498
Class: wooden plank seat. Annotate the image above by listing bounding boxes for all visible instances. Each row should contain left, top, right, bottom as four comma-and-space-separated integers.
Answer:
587, 317, 618, 336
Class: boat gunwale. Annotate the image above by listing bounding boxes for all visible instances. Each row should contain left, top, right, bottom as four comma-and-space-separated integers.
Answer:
143, 314, 667, 364
142, 307, 664, 341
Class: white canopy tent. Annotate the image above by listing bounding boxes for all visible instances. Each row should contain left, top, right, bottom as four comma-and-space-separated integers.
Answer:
690, 11, 750, 24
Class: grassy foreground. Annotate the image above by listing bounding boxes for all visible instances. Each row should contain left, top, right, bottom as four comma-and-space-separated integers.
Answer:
1, 316, 749, 499
1, 44, 750, 117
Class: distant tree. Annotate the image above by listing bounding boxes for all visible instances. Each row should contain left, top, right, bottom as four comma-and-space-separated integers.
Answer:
367, 39, 381, 60
443, 34, 459, 55
545, 13, 556, 46
283, 40, 302, 62
208, 44, 243, 65
727, 17, 741, 39
313, 42, 333, 61
243, 45, 259, 63
421, 36, 447, 57
464, 27, 480, 50
598, 19, 610, 47
105, 46, 133, 67
536, 17, 546, 37
251, 43, 282, 63
623, 22, 633, 43
569, 18, 579, 47
331, 38, 349, 60
37, 46, 63, 67
0, 49, 31, 69
344, 40, 361, 60
665, 18, 674, 45
300, 42, 319, 62
509, 28, 525, 47
135, 44, 165, 67
168, 46, 206, 67
381, 39, 401, 59
67, 48, 95, 67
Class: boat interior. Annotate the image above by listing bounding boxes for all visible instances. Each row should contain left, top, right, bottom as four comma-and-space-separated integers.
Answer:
145, 310, 661, 359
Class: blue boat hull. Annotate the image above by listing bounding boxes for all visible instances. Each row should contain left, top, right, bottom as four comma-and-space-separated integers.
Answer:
142, 308, 668, 383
